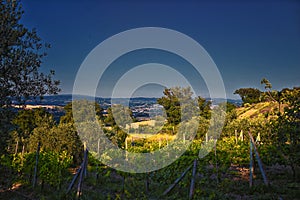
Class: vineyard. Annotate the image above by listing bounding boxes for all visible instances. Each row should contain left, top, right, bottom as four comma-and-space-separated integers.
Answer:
1, 87, 300, 199
0, 134, 299, 199
1, 1, 300, 199
0, 96, 300, 199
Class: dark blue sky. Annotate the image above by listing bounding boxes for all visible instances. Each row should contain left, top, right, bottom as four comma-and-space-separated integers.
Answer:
21, 0, 300, 99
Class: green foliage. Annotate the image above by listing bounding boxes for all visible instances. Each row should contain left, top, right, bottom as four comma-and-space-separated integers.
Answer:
234, 88, 261, 104
10, 108, 56, 153
198, 96, 212, 119
157, 87, 196, 125
0, 108, 15, 154
0, 0, 60, 107
1, 151, 72, 189
270, 87, 300, 177
38, 151, 72, 188
29, 123, 82, 163
60, 100, 103, 124
108, 104, 133, 129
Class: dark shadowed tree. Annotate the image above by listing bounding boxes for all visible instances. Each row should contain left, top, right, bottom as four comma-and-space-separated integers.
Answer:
271, 87, 300, 178
0, 0, 60, 106
234, 88, 261, 105
10, 108, 55, 153
0, 0, 60, 154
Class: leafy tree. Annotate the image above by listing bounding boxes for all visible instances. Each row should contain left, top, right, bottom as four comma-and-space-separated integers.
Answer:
0, 0, 60, 154
0, 108, 15, 153
103, 104, 132, 148
157, 88, 181, 125
157, 87, 197, 125
60, 100, 103, 124
260, 78, 281, 103
260, 78, 286, 117
223, 102, 237, 113
0, 0, 60, 106
104, 107, 115, 126
197, 96, 211, 119
104, 104, 133, 127
111, 104, 133, 129
29, 123, 83, 164
272, 87, 300, 178
234, 88, 261, 105
9, 108, 55, 153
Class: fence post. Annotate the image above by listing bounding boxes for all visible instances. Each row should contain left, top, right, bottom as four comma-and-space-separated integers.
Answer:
77, 142, 88, 198
163, 163, 193, 196
249, 141, 254, 187
189, 159, 197, 199
235, 129, 238, 144
145, 172, 149, 194
32, 142, 41, 188
248, 131, 268, 186
15, 140, 19, 155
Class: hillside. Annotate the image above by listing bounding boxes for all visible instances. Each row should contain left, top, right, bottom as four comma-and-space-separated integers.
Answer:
236, 101, 286, 119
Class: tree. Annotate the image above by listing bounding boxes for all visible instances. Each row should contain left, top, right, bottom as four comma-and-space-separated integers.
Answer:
260, 78, 280, 103
103, 104, 132, 148
0, 108, 15, 153
234, 88, 261, 105
197, 96, 211, 119
0, 0, 60, 154
10, 108, 55, 153
157, 87, 197, 125
29, 123, 83, 164
272, 87, 300, 178
60, 100, 103, 124
0, 0, 60, 107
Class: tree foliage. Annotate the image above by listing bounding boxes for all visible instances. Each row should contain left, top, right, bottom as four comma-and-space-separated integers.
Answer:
0, 0, 60, 106
60, 100, 102, 124
271, 87, 300, 178
157, 87, 198, 125
29, 123, 82, 163
234, 88, 261, 104
197, 96, 211, 119
9, 108, 55, 153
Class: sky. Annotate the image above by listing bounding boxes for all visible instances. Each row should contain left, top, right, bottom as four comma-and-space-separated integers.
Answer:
21, 0, 300, 99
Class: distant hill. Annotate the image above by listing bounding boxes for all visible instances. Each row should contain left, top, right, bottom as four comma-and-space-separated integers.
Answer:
21, 94, 242, 107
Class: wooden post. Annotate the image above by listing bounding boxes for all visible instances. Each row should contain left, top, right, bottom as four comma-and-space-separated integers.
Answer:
66, 167, 81, 194
97, 138, 100, 155
249, 141, 254, 187
240, 130, 244, 141
84, 143, 88, 178
214, 139, 219, 184
15, 140, 19, 155
77, 143, 88, 198
256, 132, 261, 144
183, 133, 186, 144
76, 161, 85, 198
205, 133, 208, 143
21, 145, 25, 165
189, 159, 197, 199
32, 142, 41, 188
248, 131, 268, 186
145, 172, 149, 194
235, 129, 238, 144
96, 138, 100, 180
21, 145, 25, 156
163, 163, 193, 196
